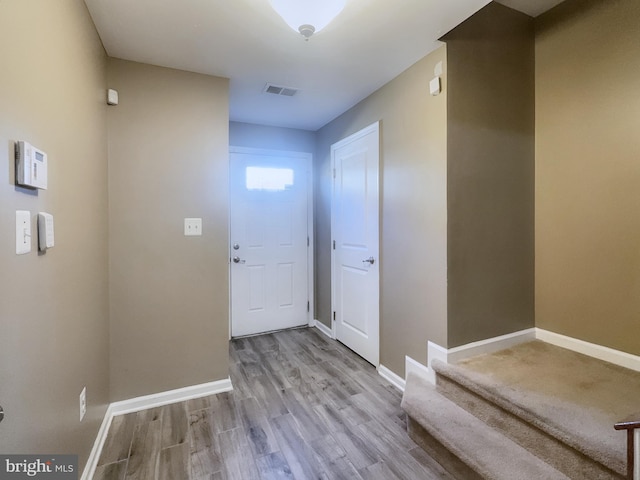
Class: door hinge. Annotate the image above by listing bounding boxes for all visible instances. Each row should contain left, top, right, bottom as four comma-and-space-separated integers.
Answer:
307, 301, 310, 312
333, 168, 336, 179
333, 311, 336, 322
333, 240, 336, 250
307, 236, 310, 247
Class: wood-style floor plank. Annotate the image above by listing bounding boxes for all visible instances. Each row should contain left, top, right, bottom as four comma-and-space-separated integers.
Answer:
158, 443, 190, 480
254, 451, 294, 480
97, 413, 136, 465
93, 460, 128, 480
189, 408, 222, 478
96, 327, 451, 479
162, 402, 189, 448
125, 419, 162, 480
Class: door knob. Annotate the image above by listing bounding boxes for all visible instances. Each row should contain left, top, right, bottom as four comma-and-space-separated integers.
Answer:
233, 243, 240, 250
362, 256, 375, 265
232, 256, 246, 264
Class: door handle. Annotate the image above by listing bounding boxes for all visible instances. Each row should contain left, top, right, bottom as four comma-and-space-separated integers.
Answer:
232, 256, 246, 264
362, 256, 375, 265
0, 405, 4, 424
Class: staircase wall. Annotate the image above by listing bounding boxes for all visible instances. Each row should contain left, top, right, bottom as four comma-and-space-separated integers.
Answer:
535, 0, 640, 357
442, 2, 536, 348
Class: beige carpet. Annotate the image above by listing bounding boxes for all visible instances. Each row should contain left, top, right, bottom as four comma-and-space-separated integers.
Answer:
445, 340, 640, 475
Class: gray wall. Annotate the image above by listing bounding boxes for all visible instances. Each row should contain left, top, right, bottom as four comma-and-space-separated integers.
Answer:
316, 46, 448, 376
443, 2, 535, 348
535, 0, 640, 356
0, 0, 109, 470
230, 122, 316, 153
108, 59, 230, 400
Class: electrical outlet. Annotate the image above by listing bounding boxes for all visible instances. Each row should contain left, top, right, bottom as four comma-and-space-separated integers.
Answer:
79, 387, 86, 422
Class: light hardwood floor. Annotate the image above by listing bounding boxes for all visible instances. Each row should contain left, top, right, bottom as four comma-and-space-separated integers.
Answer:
94, 327, 452, 479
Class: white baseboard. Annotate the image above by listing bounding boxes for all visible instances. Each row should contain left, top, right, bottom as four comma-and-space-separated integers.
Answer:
81, 377, 233, 480
80, 404, 116, 480
427, 341, 448, 384
447, 328, 537, 364
378, 364, 405, 391
427, 328, 537, 384
109, 378, 233, 416
535, 328, 640, 373
425, 327, 640, 388
377, 357, 429, 392
312, 319, 334, 339
405, 355, 429, 386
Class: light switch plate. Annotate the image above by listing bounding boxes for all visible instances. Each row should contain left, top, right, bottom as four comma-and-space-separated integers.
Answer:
16, 210, 31, 255
184, 218, 202, 236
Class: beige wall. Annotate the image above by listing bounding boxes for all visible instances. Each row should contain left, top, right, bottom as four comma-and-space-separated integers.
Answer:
444, 2, 535, 348
230, 121, 316, 153
0, 0, 109, 469
108, 59, 230, 400
316, 46, 448, 376
535, 0, 640, 355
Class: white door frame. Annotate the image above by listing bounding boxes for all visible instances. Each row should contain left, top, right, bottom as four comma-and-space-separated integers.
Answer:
228, 146, 314, 338
330, 121, 380, 365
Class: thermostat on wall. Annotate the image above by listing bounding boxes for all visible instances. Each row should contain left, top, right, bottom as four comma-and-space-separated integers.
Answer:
15, 141, 48, 190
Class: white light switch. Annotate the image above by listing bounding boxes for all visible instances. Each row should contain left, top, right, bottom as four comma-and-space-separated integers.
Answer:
16, 210, 31, 255
184, 218, 202, 236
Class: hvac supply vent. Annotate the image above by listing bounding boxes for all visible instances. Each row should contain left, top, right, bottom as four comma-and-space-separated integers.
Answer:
264, 83, 299, 97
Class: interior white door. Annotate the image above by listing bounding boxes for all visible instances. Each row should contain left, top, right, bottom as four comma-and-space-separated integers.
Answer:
331, 122, 380, 366
230, 149, 311, 337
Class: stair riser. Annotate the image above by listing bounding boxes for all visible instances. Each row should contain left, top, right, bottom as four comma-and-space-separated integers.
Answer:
436, 374, 622, 480
407, 416, 484, 480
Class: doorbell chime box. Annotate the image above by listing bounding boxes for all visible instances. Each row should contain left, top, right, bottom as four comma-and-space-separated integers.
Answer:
15, 140, 48, 189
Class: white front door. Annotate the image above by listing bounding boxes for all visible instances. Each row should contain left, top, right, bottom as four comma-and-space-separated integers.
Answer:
230, 148, 312, 337
331, 122, 380, 366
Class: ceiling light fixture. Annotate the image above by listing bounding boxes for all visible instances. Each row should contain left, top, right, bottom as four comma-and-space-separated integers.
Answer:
268, 0, 347, 40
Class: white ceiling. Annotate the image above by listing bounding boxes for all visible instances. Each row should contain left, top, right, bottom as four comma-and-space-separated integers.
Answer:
84, 0, 564, 131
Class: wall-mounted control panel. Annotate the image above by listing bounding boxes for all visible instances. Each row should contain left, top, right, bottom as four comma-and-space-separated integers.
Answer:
16, 210, 31, 255
38, 212, 55, 251
16, 141, 48, 189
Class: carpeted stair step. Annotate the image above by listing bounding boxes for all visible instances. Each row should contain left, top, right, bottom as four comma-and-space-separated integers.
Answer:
432, 356, 625, 479
401, 373, 571, 480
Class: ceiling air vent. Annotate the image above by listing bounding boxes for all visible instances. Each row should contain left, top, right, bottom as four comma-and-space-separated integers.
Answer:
264, 83, 299, 97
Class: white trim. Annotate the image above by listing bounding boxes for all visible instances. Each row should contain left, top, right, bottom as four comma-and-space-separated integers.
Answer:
425, 328, 640, 387
376, 357, 429, 392
405, 355, 430, 385
635, 430, 639, 480
447, 328, 537, 364
378, 364, 405, 391
535, 328, 640, 373
81, 378, 233, 480
427, 341, 449, 384
80, 404, 116, 480
109, 378, 233, 416
426, 328, 536, 384
312, 319, 334, 339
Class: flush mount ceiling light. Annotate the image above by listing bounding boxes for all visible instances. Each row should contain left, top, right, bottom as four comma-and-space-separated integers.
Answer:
269, 0, 347, 40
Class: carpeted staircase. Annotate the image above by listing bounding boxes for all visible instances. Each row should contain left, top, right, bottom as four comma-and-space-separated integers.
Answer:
401, 341, 640, 480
